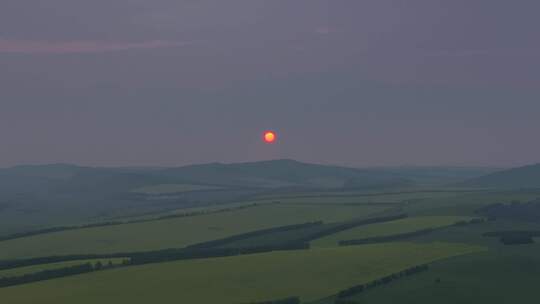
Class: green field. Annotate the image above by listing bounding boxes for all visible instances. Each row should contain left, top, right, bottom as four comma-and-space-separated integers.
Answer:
312, 216, 473, 248
332, 246, 540, 304
1, 182, 537, 303
0, 243, 483, 304
0, 259, 125, 278
253, 191, 465, 205
0, 204, 389, 260
405, 190, 540, 216
132, 183, 224, 194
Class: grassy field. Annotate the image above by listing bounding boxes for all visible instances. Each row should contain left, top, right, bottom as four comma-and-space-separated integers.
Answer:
330, 246, 540, 304
311, 216, 473, 248
252, 191, 465, 205
0, 243, 483, 304
410, 219, 540, 247
0, 204, 389, 260
0, 258, 125, 278
405, 189, 540, 216
2, 188, 536, 304
132, 183, 224, 194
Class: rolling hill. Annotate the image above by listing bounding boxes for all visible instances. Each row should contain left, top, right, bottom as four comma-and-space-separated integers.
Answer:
461, 163, 540, 189
0, 159, 496, 235
0, 160, 411, 235
160, 159, 412, 189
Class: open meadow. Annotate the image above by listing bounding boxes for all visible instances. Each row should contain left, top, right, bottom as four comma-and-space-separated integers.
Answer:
0, 242, 483, 304
322, 247, 540, 304
1, 164, 539, 304
311, 216, 473, 248
0, 202, 388, 260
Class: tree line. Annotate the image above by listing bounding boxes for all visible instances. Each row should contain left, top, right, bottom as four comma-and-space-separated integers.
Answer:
189, 214, 409, 250
0, 213, 408, 288
130, 243, 309, 265
339, 228, 435, 246
0, 214, 408, 273
187, 221, 323, 249
0, 243, 309, 288
0, 260, 122, 288
339, 218, 486, 246
0, 254, 129, 271
0, 241, 309, 274
291, 214, 408, 244
244, 297, 300, 304
335, 264, 430, 301
475, 198, 540, 222
0, 220, 318, 272
483, 230, 540, 245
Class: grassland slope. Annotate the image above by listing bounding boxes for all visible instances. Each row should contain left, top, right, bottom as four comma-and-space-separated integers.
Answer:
0, 242, 483, 304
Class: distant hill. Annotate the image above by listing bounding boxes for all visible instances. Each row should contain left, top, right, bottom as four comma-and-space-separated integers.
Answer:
0, 160, 413, 193
0, 160, 412, 234
366, 166, 500, 186
160, 159, 412, 189
460, 163, 540, 189
0, 159, 497, 235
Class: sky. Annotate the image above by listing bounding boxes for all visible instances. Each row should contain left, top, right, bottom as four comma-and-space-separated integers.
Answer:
1, 0, 539, 168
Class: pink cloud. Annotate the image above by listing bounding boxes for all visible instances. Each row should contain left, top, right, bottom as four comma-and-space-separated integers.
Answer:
0, 39, 194, 54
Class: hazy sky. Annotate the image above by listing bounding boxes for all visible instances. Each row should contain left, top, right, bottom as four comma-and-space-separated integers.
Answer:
1, 0, 539, 168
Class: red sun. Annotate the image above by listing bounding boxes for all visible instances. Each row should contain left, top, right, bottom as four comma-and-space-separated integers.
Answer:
263, 131, 277, 143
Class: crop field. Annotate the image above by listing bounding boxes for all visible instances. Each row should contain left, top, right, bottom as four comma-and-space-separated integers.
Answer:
252, 191, 466, 205
0, 258, 125, 278
0, 203, 389, 260
311, 216, 473, 248
411, 219, 540, 247
0, 242, 483, 304
118, 190, 475, 223
405, 189, 540, 216
329, 246, 540, 304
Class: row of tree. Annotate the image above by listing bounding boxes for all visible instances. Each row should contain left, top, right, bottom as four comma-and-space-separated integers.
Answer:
475, 199, 540, 222
339, 228, 435, 246
152, 202, 269, 221
483, 230, 540, 237
130, 243, 309, 265
335, 264, 429, 300
1, 240, 309, 275
0, 242, 309, 289
0, 220, 318, 272
1, 214, 407, 272
0, 213, 408, 289
483, 230, 540, 245
340, 218, 486, 246
187, 221, 323, 249
453, 218, 486, 226
0, 254, 129, 271
291, 214, 408, 244
500, 236, 535, 245
245, 297, 300, 304
0, 261, 119, 288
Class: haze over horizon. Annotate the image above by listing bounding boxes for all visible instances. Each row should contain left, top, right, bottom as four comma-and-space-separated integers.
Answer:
2, 0, 540, 168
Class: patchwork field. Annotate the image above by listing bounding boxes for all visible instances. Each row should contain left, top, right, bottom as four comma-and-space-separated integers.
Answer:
405, 189, 540, 216
312, 216, 473, 248
1, 174, 538, 304
0, 203, 388, 260
329, 247, 540, 304
252, 191, 465, 205
0, 242, 484, 304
